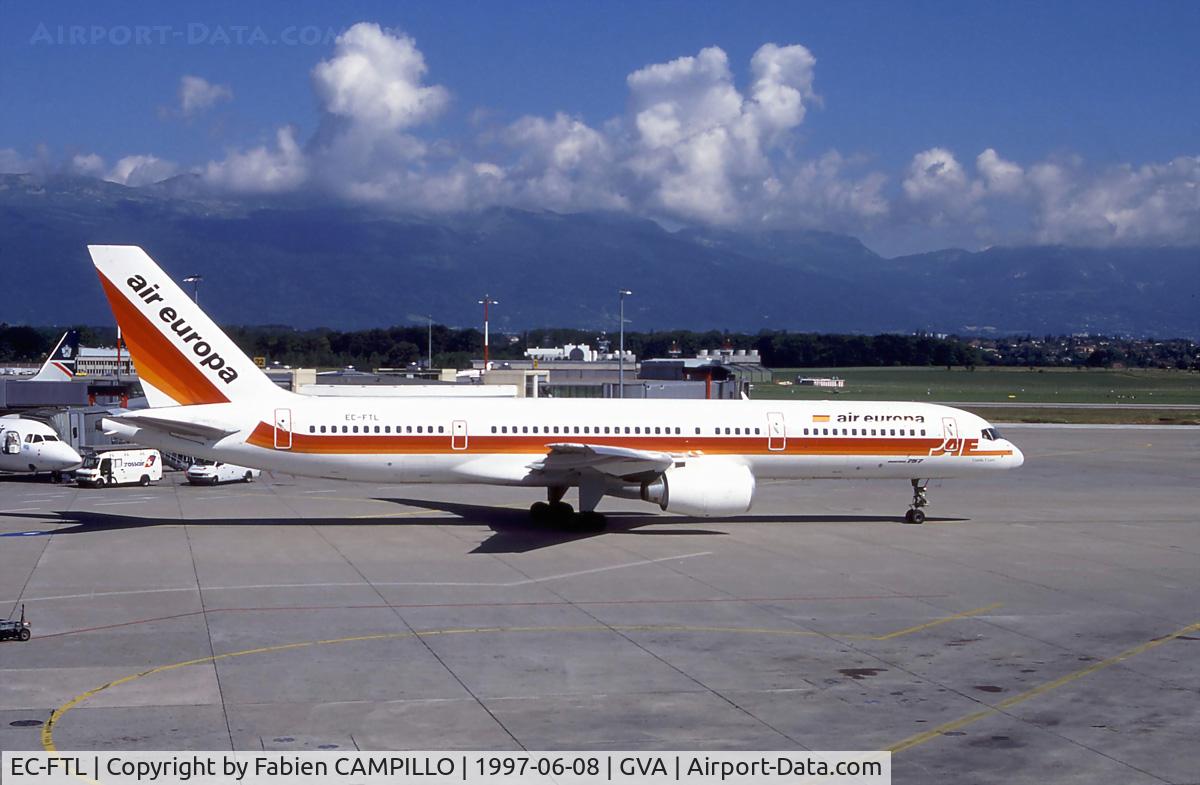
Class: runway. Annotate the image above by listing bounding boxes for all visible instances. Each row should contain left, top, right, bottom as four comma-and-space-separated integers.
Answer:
1, 426, 1196, 784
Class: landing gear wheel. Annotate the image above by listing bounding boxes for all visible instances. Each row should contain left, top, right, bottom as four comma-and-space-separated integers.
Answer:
530, 501, 551, 521
243, 472, 254, 483
905, 479, 929, 524
549, 501, 574, 521
50, 471, 62, 484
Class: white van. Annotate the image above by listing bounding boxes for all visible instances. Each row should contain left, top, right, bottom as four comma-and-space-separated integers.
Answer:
186, 459, 260, 485
76, 449, 163, 487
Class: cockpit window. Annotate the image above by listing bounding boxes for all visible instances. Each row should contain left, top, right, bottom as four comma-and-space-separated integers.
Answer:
980, 427, 1002, 441
42, 434, 58, 441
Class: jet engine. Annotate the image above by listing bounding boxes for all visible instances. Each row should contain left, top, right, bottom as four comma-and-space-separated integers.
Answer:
638, 458, 756, 517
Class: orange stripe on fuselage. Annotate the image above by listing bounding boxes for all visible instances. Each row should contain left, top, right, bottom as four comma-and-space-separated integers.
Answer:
97, 274, 228, 406
245, 423, 1012, 458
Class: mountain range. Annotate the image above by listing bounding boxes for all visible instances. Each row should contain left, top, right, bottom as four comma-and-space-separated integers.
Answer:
1, 173, 1196, 336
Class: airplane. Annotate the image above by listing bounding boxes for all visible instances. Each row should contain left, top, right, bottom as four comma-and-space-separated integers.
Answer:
1, 331, 85, 480
89, 245, 1023, 528
28, 330, 80, 381
0, 415, 83, 480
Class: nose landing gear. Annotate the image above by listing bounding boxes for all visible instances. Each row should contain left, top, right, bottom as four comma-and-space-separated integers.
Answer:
904, 479, 929, 524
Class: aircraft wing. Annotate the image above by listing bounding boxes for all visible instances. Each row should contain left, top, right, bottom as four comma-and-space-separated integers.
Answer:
104, 411, 240, 442
531, 442, 675, 481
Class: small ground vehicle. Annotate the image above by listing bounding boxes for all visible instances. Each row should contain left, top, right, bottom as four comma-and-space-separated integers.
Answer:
186, 459, 260, 485
1, 605, 31, 642
76, 448, 163, 487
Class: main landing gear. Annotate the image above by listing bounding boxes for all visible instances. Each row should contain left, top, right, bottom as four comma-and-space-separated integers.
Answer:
904, 479, 929, 524
530, 486, 607, 532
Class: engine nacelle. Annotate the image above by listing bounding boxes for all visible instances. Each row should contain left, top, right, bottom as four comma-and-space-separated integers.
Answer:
640, 459, 755, 517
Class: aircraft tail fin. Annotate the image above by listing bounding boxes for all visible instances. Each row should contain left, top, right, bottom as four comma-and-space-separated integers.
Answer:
30, 330, 80, 381
88, 245, 287, 408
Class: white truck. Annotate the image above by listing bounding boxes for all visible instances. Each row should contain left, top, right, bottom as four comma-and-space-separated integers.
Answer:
76, 448, 163, 487
186, 459, 260, 485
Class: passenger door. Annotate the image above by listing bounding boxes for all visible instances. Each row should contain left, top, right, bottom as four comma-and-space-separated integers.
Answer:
766, 412, 786, 451
451, 420, 468, 450
273, 408, 292, 450
940, 416, 962, 456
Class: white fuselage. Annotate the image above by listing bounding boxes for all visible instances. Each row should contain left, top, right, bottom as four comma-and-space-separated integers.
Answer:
106, 395, 1023, 487
0, 417, 83, 475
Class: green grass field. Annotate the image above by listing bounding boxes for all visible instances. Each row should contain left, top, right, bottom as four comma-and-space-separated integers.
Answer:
749, 367, 1200, 423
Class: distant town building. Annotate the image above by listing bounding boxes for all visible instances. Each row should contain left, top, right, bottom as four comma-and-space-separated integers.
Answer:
524, 344, 635, 363
74, 347, 135, 377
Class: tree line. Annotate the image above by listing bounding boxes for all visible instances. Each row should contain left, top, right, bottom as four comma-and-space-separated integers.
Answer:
1, 323, 1196, 370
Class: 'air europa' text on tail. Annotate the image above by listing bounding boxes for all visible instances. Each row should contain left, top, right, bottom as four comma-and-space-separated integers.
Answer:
126, 273, 240, 384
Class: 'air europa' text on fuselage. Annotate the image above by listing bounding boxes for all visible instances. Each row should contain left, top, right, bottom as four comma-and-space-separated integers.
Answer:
126, 274, 239, 384
836, 413, 925, 423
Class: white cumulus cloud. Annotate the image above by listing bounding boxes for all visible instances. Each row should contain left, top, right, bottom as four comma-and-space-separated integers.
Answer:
179, 75, 233, 117
312, 23, 448, 132
976, 148, 1024, 195
1031, 155, 1200, 245
203, 126, 307, 193
622, 43, 821, 224
105, 154, 178, 186
171, 25, 1199, 250
69, 153, 106, 177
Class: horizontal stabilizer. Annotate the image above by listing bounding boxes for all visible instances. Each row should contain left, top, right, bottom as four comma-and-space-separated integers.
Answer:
105, 410, 240, 442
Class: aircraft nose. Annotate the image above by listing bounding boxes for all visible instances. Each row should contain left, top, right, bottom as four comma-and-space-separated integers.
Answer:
1008, 442, 1025, 469
52, 444, 83, 471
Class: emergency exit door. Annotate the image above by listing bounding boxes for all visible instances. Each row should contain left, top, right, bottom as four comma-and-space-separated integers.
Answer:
273, 408, 292, 450
451, 420, 468, 450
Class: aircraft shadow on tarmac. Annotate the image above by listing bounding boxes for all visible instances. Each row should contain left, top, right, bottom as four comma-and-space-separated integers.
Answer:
2, 499, 958, 554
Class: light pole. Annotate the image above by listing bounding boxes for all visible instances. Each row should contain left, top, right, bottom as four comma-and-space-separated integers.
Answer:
618, 288, 632, 398
183, 275, 203, 304
423, 314, 434, 371
478, 295, 499, 372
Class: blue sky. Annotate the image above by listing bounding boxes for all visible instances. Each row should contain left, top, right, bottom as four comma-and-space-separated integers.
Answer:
1, 0, 1197, 254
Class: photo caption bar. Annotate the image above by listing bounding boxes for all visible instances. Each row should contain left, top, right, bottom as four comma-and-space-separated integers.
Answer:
4, 751, 889, 785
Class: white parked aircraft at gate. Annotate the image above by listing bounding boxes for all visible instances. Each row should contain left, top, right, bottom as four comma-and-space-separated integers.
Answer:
0, 415, 82, 479
90, 245, 1023, 527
